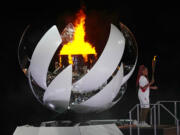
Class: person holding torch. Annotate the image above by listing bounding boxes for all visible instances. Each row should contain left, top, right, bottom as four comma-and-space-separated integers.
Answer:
136, 56, 158, 127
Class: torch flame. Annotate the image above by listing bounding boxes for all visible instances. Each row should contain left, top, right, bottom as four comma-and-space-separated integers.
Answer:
59, 10, 97, 64
153, 56, 157, 61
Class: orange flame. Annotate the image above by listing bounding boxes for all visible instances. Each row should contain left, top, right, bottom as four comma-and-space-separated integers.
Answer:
59, 10, 97, 64
153, 56, 157, 61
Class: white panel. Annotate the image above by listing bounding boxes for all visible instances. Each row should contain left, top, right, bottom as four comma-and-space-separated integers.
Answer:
79, 124, 124, 135
71, 63, 124, 113
121, 58, 137, 85
13, 126, 81, 135
38, 127, 80, 135
73, 24, 125, 93
29, 26, 62, 89
13, 125, 123, 135
43, 65, 72, 112
13, 126, 40, 135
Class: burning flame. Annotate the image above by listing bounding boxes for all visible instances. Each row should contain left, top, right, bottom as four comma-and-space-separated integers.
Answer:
152, 55, 157, 74
59, 10, 97, 64
153, 55, 157, 61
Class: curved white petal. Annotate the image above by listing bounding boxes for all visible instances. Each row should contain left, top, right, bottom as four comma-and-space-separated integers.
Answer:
111, 90, 126, 107
28, 69, 43, 104
73, 24, 125, 93
71, 63, 124, 113
43, 65, 72, 112
121, 58, 137, 85
29, 25, 62, 89
109, 59, 138, 108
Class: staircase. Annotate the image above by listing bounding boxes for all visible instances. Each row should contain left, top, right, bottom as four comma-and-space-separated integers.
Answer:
128, 101, 180, 135
119, 125, 179, 135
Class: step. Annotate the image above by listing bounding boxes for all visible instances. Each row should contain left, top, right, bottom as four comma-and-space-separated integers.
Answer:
118, 125, 179, 135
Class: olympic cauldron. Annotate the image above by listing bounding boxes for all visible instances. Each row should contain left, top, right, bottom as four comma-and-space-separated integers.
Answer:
18, 11, 138, 114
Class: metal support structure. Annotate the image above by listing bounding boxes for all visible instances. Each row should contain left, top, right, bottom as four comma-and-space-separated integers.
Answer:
129, 101, 180, 135
137, 104, 140, 135
129, 112, 132, 135
157, 101, 180, 117
174, 102, 177, 125
160, 104, 179, 135
129, 104, 138, 135
158, 103, 160, 125
177, 120, 179, 135
154, 105, 157, 135
150, 108, 153, 125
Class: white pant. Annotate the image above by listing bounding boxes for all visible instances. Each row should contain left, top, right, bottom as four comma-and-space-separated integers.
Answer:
138, 90, 150, 108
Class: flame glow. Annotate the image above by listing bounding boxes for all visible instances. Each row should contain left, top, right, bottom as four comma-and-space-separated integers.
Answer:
59, 10, 97, 64
153, 56, 157, 61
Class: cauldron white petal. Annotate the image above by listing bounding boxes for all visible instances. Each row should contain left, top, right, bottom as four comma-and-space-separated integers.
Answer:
73, 24, 125, 93
29, 26, 62, 90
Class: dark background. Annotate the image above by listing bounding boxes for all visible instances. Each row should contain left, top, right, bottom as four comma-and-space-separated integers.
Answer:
1, 1, 180, 135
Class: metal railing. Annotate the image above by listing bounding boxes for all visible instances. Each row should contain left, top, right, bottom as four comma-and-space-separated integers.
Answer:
129, 101, 180, 135
129, 104, 156, 135
150, 104, 179, 135
150, 101, 180, 125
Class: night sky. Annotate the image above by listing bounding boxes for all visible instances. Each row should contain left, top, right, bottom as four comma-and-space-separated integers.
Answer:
2, 1, 180, 135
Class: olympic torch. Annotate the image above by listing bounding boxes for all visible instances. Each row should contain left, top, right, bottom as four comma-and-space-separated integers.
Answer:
152, 55, 157, 81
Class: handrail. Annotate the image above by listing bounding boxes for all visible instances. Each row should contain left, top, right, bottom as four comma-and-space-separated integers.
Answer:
150, 101, 180, 112
129, 102, 180, 135
158, 101, 180, 103
160, 104, 179, 121
150, 100, 180, 125
129, 104, 138, 135
151, 103, 179, 135
129, 104, 156, 135
129, 104, 138, 113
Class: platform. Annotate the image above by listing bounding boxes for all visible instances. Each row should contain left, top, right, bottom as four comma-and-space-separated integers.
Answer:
118, 125, 180, 135
13, 120, 180, 135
